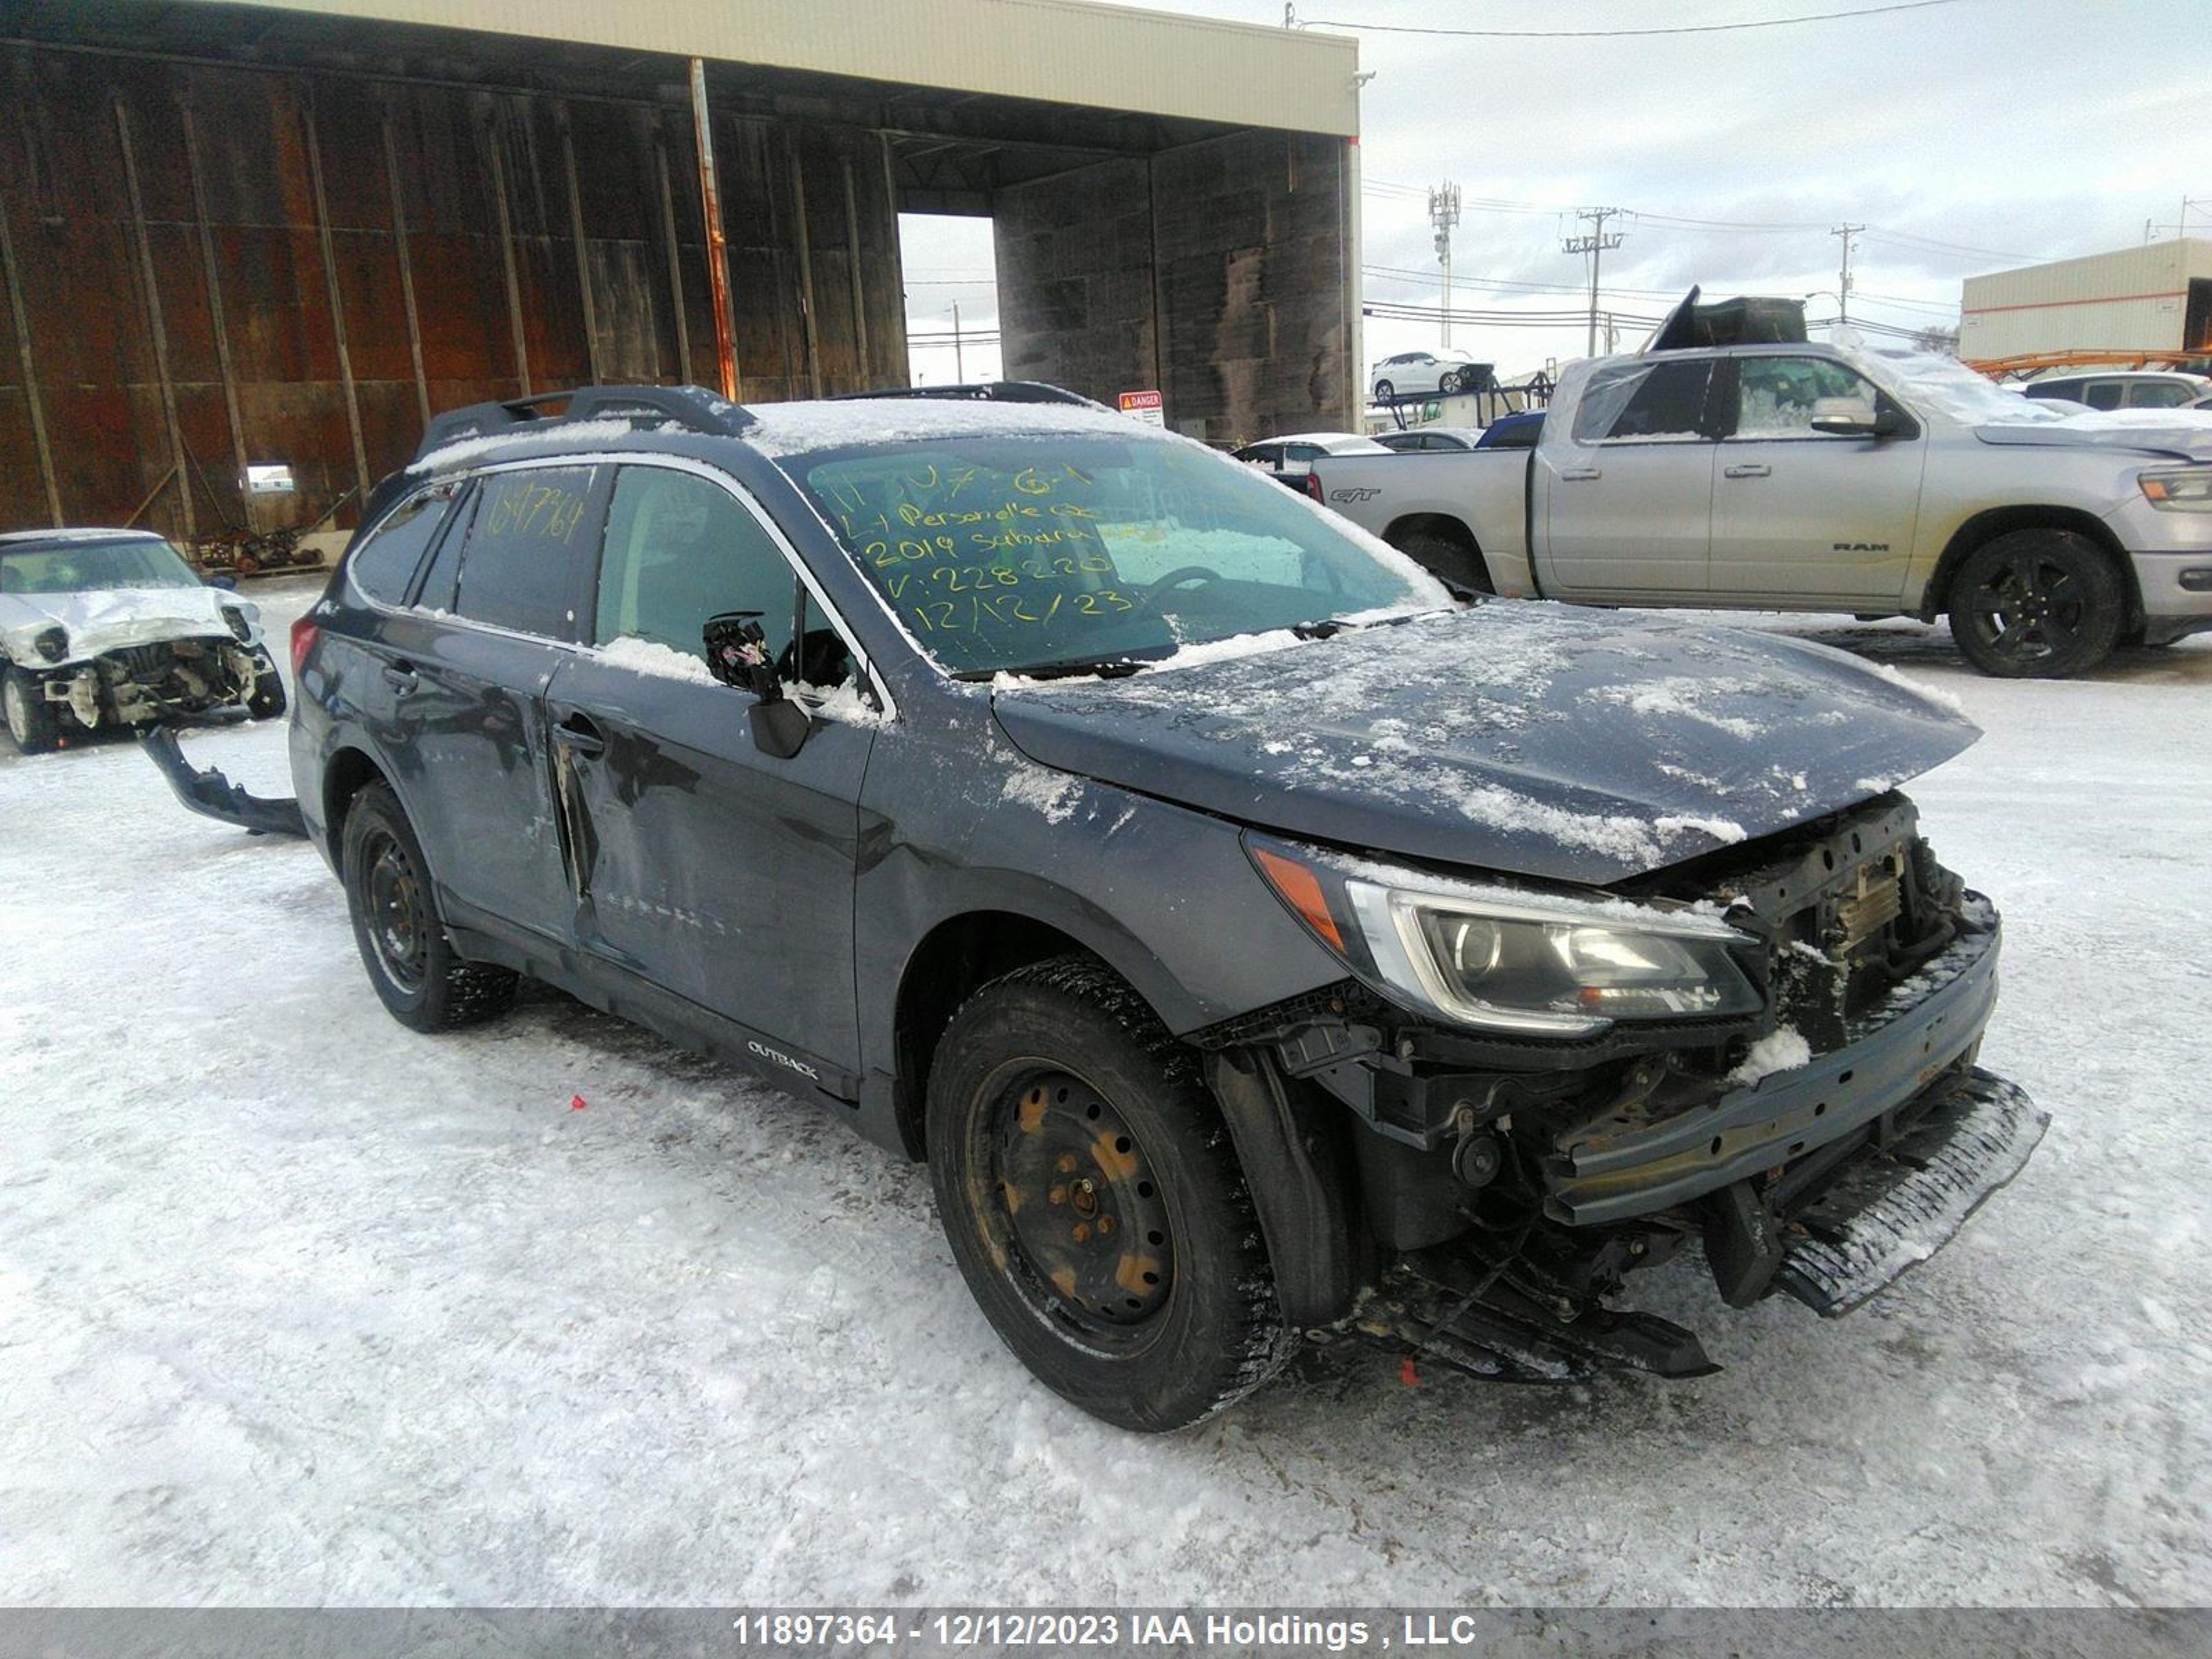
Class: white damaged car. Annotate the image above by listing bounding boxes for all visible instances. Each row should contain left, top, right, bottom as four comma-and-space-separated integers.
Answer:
1, 529, 285, 755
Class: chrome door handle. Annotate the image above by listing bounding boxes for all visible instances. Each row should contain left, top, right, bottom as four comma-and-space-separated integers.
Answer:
1559, 466, 1602, 482
1723, 463, 1772, 479
381, 663, 419, 695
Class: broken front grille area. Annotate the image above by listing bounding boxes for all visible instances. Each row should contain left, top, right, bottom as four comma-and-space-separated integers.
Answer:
95, 636, 256, 719
1636, 794, 1965, 1056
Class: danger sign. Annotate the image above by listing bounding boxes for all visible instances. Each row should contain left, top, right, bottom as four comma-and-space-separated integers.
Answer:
1118, 389, 1165, 427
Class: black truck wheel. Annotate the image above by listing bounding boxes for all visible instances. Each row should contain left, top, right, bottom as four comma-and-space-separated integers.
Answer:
925, 955, 1293, 1432
1947, 529, 2124, 679
341, 782, 516, 1032
3, 667, 60, 755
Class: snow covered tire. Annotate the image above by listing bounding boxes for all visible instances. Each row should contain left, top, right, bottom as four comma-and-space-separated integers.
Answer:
341, 782, 517, 1032
925, 955, 1293, 1432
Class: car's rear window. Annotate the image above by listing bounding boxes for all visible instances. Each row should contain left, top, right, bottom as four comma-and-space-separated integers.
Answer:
349, 484, 458, 606
786, 434, 1436, 677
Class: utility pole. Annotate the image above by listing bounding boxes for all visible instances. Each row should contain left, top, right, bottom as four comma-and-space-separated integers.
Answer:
1560, 207, 1624, 357
1833, 223, 1864, 324
1428, 181, 1461, 346
950, 301, 965, 381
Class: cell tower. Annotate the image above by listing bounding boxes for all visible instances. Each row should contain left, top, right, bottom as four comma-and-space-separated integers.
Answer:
1429, 182, 1461, 346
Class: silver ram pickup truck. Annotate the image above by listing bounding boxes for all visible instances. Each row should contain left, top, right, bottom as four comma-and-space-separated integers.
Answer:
1309, 329, 2212, 677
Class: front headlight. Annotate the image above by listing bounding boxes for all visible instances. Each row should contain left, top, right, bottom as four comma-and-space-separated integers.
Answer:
33, 625, 68, 663
221, 603, 254, 642
2139, 467, 2212, 512
1254, 842, 1761, 1037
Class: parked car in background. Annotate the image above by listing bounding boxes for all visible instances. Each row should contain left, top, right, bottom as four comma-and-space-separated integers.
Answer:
1306, 320, 2212, 677
1371, 348, 1488, 401
1374, 427, 1482, 453
1474, 411, 1546, 449
279, 382, 2043, 1431
1, 529, 284, 754
2021, 370, 2211, 411
1232, 431, 1389, 482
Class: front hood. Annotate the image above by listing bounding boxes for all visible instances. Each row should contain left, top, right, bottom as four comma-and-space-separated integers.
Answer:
1976, 416, 2212, 462
0, 587, 245, 664
991, 606, 1979, 885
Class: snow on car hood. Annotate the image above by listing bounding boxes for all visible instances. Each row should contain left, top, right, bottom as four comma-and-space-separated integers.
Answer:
990, 605, 1979, 885
1973, 411, 2212, 463
0, 585, 250, 665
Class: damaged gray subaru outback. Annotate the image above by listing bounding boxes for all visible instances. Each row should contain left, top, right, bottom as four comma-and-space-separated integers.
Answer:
279, 382, 2045, 1431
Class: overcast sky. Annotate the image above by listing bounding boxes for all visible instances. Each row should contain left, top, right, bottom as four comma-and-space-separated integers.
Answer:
903, 0, 2206, 390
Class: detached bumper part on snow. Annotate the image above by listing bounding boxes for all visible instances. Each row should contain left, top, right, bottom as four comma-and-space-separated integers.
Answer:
1771, 1067, 2045, 1317
139, 724, 308, 838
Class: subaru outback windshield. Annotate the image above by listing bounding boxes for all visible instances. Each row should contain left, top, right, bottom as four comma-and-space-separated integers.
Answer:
785, 434, 1440, 676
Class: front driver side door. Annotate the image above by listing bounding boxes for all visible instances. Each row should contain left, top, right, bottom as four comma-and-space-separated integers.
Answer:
542, 460, 877, 1087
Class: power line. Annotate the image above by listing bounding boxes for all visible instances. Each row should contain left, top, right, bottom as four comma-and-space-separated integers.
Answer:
1300, 0, 1973, 40
1561, 207, 1628, 356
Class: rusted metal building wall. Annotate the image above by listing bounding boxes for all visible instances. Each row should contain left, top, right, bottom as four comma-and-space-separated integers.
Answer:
993, 128, 1358, 445
0, 43, 909, 537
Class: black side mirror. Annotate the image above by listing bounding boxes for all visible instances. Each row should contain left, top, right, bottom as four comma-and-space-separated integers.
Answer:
703, 611, 811, 758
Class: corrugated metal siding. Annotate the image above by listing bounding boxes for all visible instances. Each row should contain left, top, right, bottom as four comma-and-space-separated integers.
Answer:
0, 43, 912, 536
1961, 239, 2211, 360
209, 0, 1362, 138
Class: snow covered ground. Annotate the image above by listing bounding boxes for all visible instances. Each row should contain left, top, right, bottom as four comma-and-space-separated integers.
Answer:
1, 577, 2207, 1608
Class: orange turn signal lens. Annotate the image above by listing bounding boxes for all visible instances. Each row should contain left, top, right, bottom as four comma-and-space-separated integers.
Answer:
1253, 847, 1345, 952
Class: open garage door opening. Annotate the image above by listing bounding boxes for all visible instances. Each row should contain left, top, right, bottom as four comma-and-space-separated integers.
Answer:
899, 214, 1002, 388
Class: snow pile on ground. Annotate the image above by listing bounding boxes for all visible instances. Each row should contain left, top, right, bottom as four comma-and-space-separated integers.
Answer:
0, 576, 2207, 1608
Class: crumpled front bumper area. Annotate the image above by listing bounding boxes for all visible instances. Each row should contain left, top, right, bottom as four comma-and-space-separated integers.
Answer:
1772, 1065, 2046, 1317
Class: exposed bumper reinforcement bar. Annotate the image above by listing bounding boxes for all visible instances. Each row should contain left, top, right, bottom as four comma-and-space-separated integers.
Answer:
1774, 1065, 2046, 1318
140, 724, 308, 839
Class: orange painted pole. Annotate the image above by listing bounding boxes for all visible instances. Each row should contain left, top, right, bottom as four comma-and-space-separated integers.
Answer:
690, 56, 739, 400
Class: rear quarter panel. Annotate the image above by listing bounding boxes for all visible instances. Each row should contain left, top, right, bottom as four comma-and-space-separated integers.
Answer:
1307, 451, 1535, 594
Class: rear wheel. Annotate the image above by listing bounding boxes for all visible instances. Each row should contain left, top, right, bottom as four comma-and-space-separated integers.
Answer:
1947, 529, 2124, 678
341, 782, 516, 1032
1374, 379, 1394, 401
926, 956, 1291, 1432
3, 668, 59, 756
1391, 527, 1493, 597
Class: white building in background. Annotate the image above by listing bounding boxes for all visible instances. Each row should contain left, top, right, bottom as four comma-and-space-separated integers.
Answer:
1960, 238, 2212, 368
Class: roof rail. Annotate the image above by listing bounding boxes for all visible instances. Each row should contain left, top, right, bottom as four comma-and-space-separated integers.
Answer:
830, 379, 1105, 409
413, 384, 752, 463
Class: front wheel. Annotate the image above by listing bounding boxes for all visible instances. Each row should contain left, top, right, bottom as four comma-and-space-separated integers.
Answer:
1373, 379, 1394, 401
3, 667, 60, 755
926, 957, 1291, 1432
1947, 529, 2124, 678
341, 782, 516, 1032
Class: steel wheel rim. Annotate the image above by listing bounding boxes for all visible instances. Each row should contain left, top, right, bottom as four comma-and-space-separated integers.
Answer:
362, 830, 429, 993
988, 1067, 1175, 1342
1967, 550, 2086, 663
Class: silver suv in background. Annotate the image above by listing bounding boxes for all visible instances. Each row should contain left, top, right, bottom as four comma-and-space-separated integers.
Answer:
2021, 370, 2210, 411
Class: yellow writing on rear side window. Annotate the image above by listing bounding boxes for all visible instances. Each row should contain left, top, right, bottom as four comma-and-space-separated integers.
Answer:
482, 475, 588, 544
